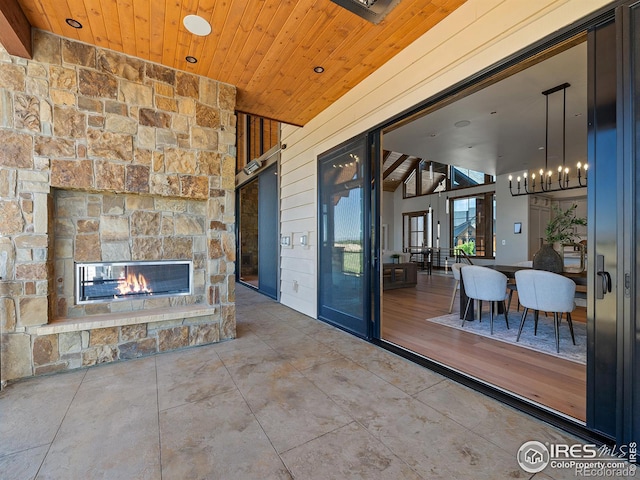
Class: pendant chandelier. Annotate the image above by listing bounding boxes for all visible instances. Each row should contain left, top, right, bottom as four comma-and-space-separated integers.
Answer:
508, 82, 588, 196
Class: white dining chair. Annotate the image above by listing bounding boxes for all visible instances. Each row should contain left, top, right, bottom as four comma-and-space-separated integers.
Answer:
514, 269, 576, 353
448, 262, 464, 313
460, 265, 510, 334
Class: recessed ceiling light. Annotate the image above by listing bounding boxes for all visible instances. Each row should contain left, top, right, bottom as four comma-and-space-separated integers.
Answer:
429, 133, 437, 138
313, 66, 325, 74
65, 18, 83, 29
538, 146, 545, 150
185, 56, 198, 64
490, 111, 497, 115
454, 120, 471, 128
183, 15, 212, 36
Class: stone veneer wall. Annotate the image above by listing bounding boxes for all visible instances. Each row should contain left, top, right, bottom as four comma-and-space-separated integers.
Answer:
0, 31, 237, 381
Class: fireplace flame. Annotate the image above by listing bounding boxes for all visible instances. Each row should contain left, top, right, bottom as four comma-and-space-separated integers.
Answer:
117, 272, 152, 296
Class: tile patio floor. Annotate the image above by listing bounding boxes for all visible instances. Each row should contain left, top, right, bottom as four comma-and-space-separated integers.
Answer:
1, 285, 635, 479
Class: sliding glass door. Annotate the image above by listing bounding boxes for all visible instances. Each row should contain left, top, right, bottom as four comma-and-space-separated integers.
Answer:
318, 136, 370, 338
258, 163, 279, 297
238, 163, 278, 298
373, 5, 639, 445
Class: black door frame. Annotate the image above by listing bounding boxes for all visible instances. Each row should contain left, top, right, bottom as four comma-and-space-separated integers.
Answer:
618, 2, 639, 448
317, 134, 373, 339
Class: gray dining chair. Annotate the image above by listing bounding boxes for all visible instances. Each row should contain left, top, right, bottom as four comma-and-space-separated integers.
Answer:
514, 269, 576, 353
460, 265, 509, 334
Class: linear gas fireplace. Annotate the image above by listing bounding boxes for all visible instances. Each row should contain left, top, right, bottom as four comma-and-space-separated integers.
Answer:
75, 260, 193, 304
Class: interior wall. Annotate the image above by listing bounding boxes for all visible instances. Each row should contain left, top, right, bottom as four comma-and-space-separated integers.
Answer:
279, 0, 612, 318
495, 174, 530, 265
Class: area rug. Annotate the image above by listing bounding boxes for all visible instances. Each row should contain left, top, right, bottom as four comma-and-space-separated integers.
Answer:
427, 310, 586, 364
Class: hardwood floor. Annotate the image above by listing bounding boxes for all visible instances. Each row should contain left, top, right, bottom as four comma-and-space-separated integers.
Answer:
381, 271, 587, 421
239, 275, 259, 287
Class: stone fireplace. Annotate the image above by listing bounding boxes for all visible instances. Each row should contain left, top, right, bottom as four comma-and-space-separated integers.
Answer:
52, 188, 208, 317
0, 31, 238, 381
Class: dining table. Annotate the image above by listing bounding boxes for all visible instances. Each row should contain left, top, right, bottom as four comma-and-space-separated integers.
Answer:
459, 264, 587, 320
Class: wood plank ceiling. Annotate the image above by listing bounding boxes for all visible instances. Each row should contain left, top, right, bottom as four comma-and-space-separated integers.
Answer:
383, 150, 417, 192
7, 0, 466, 126
382, 150, 449, 193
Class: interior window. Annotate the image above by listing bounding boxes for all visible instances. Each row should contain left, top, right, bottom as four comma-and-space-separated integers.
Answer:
403, 161, 448, 198
403, 170, 417, 197
451, 193, 495, 257
402, 211, 427, 250
450, 166, 494, 189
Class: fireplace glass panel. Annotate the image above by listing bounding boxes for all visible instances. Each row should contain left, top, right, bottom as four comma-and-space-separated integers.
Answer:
76, 261, 192, 304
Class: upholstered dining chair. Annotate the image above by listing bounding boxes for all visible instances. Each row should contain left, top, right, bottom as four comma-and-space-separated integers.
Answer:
514, 269, 576, 353
460, 265, 510, 334
448, 262, 464, 313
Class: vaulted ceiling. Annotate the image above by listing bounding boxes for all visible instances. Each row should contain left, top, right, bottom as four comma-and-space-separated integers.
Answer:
1, 0, 466, 126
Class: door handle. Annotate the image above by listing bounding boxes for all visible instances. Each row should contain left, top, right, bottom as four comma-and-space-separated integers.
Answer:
597, 271, 612, 294
595, 254, 612, 299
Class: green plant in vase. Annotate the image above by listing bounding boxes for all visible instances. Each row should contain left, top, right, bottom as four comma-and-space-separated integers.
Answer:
544, 203, 587, 245
534, 203, 587, 273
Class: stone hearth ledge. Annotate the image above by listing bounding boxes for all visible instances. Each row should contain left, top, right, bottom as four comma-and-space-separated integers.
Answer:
33, 305, 216, 335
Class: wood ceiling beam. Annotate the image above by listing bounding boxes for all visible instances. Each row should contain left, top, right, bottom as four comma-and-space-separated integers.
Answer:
0, 0, 32, 58
383, 154, 410, 180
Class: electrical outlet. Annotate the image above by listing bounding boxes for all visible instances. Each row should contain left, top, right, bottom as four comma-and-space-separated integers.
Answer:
281, 235, 291, 247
